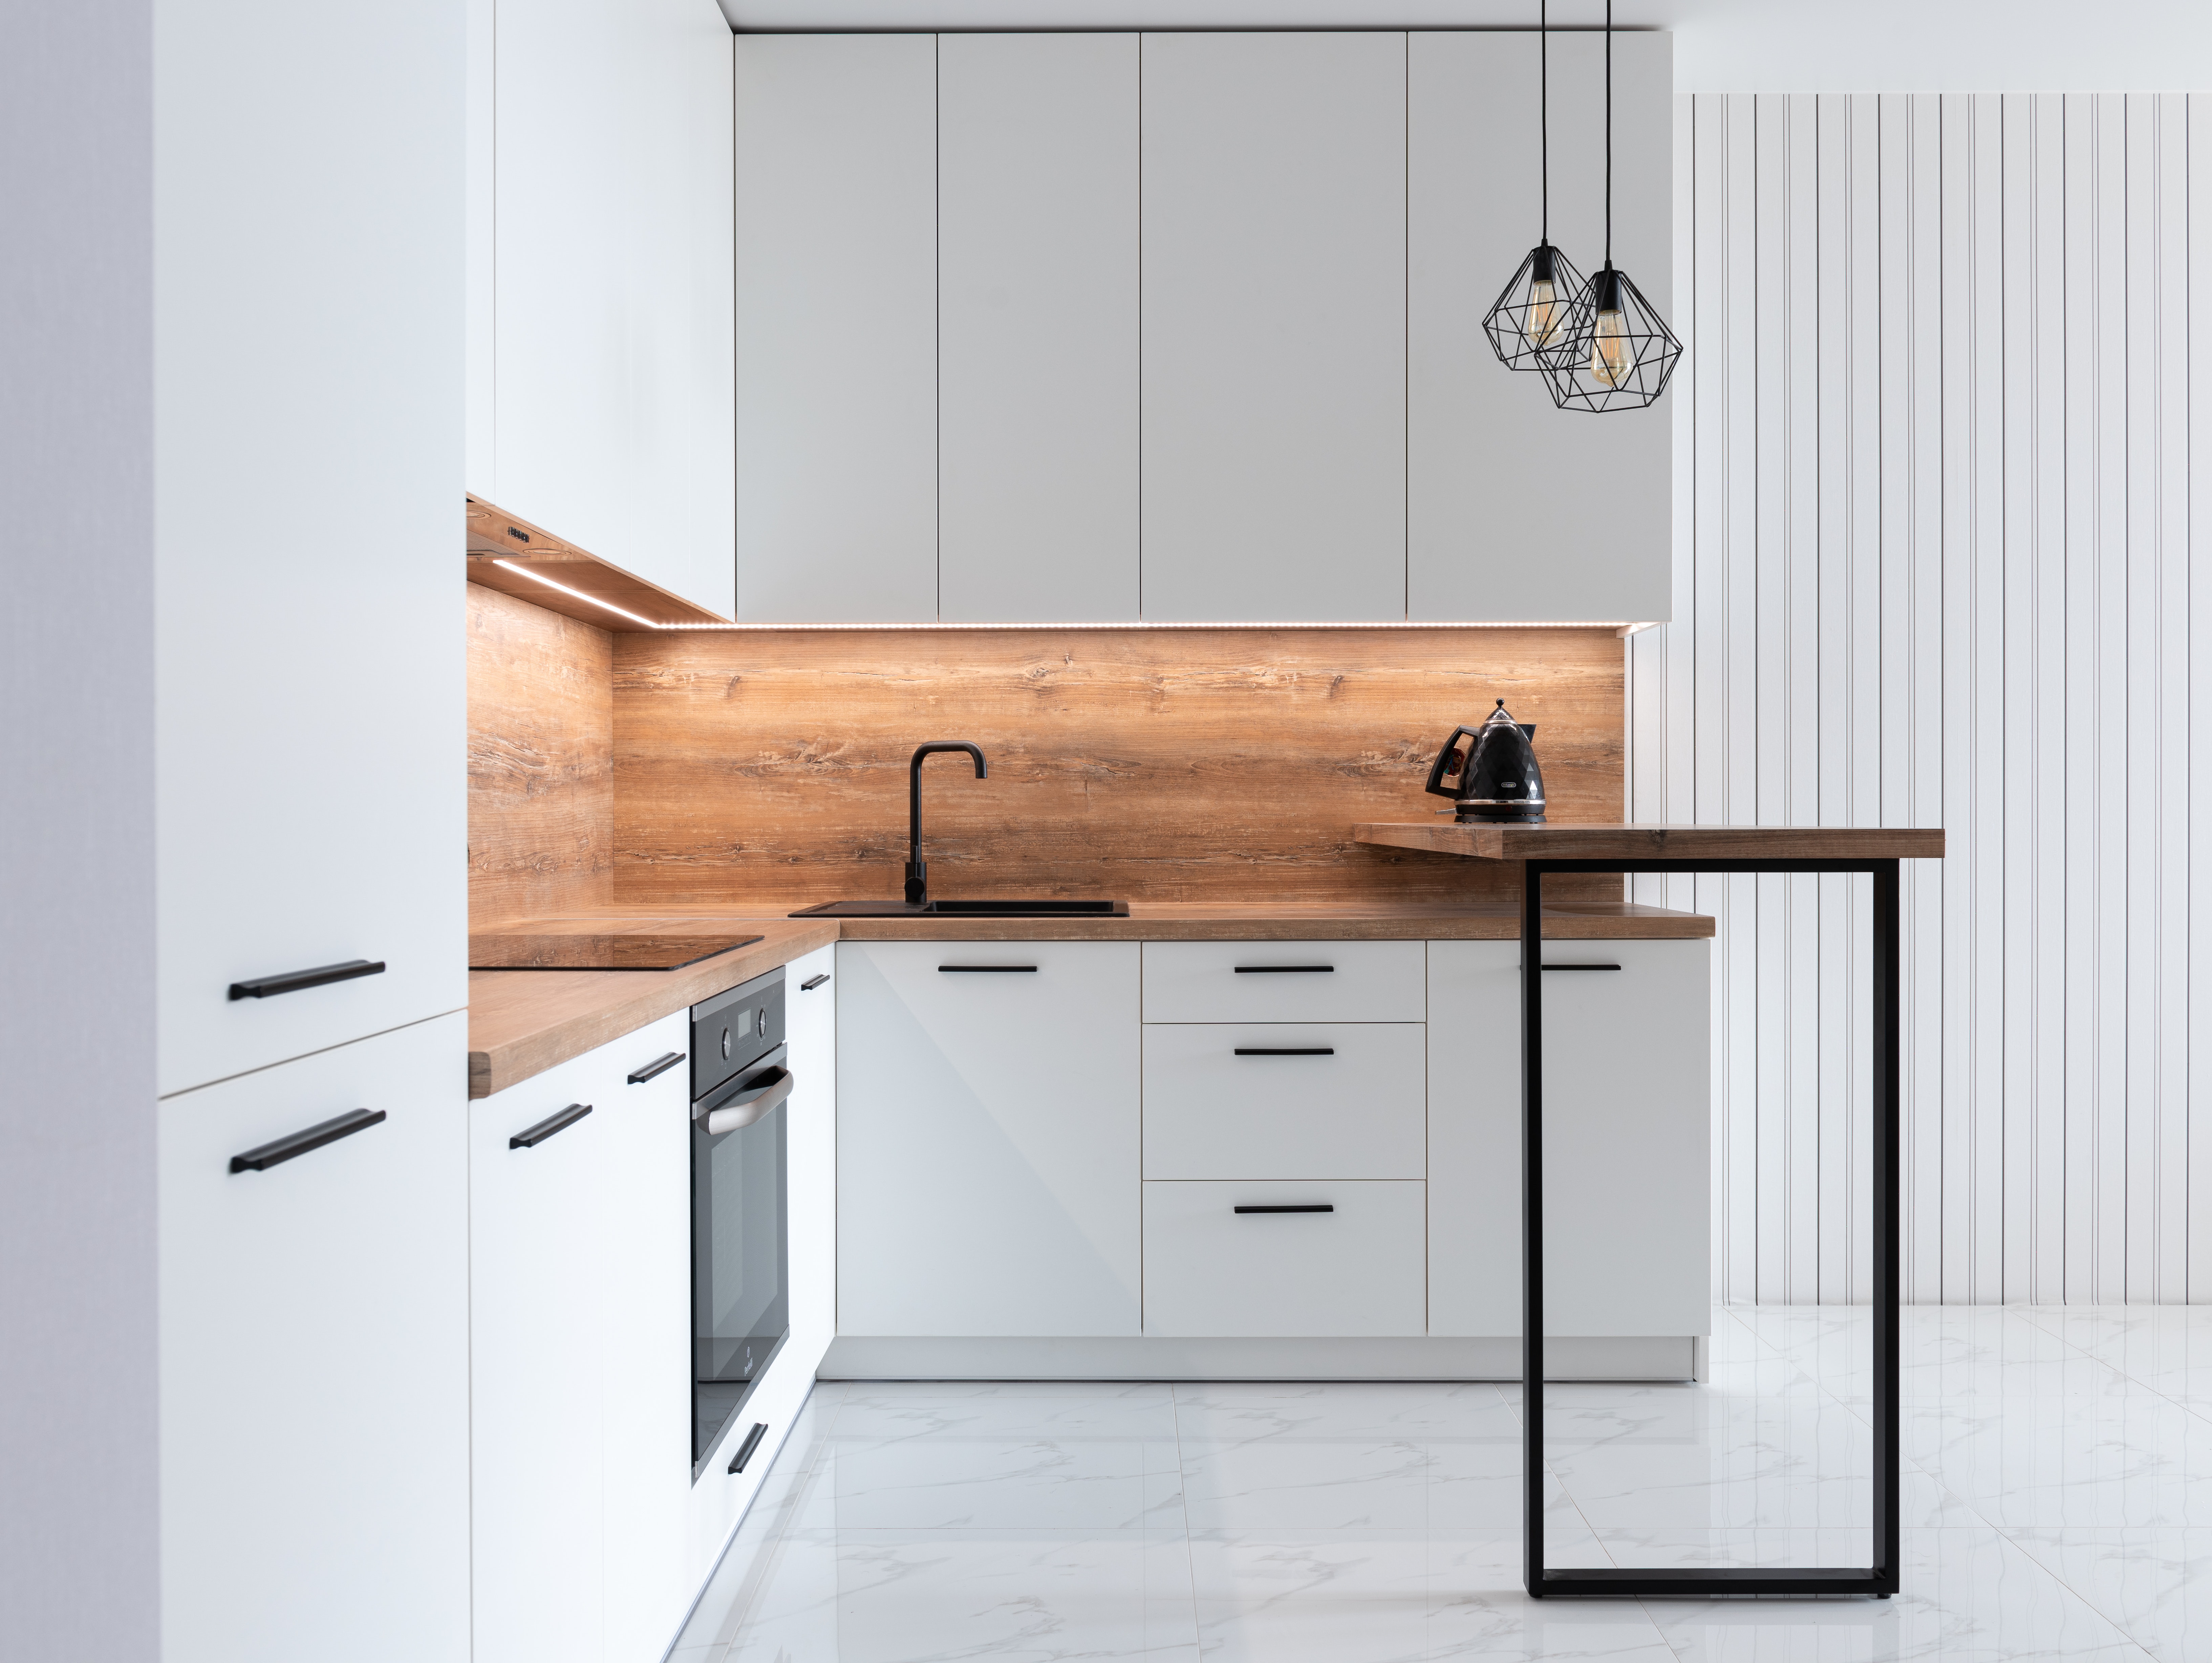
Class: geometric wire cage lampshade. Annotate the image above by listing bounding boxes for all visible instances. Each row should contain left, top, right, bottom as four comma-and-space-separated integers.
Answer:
1485, 240, 1592, 370
1538, 261, 1682, 411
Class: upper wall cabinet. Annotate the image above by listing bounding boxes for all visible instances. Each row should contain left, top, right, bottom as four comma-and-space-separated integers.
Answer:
474, 0, 736, 619
939, 34, 1140, 623
1408, 31, 1671, 622
734, 35, 939, 622
1139, 32, 1408, 623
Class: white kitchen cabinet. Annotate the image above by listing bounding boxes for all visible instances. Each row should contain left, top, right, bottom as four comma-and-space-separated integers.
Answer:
1143, 1180, 1427, 1336
1142, 1022, 1426, 1180
596, 1013, 693, 1663
938, 33, 1140, 623
1138, 31, 1407, 622
159, 1013, 469, 1663
1427, 939, 1711, 1337
1407, 30, 1672, 623
1141, 939, 1426, 1023
836, 941, 1142, 1335
471, 1038, 615, 1663
735, 34, 938, 622
487, 0, 736, 619
155, 0, 465, 1098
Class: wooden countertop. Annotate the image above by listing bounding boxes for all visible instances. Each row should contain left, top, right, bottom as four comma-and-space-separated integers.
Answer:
1353, 822, 1947, 861
468, 898, 1716, 1098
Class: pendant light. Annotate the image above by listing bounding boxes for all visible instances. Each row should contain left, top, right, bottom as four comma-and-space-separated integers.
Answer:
1539, 0, 1681, 412
1482, 0, 1589, 370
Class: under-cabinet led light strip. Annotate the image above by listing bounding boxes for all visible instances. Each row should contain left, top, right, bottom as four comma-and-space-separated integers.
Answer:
491, 558, 663, 628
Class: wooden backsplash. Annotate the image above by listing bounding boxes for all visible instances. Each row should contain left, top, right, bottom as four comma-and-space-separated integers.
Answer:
468, 583, 616, 924
609, 627, 1625, 908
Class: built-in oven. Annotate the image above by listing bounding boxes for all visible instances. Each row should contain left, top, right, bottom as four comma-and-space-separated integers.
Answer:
690, 967, 791, 1477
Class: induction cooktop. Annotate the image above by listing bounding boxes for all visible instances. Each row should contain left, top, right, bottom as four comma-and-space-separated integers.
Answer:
467, 932, 765, 971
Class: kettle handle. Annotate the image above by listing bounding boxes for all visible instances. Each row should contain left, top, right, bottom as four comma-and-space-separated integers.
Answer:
1424, 727, 1483, 800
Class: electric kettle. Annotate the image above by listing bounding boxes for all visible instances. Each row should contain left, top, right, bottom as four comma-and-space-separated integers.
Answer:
1424, 700, 1546, 823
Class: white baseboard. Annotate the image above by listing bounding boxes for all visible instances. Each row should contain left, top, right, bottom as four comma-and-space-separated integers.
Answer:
819, 1334, 1699, 1382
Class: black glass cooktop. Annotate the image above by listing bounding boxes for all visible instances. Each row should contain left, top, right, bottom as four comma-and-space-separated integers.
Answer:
468, 932, 765, 971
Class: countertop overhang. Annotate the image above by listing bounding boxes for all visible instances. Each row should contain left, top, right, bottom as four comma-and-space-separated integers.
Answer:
467, 898, 1718, 1099
1353, 822, 1947, 861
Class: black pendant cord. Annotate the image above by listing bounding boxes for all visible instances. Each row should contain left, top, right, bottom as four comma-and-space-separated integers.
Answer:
1539, 0, 1548, 245
1603, 0, 1613, 267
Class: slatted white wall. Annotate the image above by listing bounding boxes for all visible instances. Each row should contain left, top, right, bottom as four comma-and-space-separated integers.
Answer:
1628, 92, 2210, 1304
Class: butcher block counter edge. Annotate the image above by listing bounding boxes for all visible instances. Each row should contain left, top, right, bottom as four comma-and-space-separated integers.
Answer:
1354, 822, 1947, 861
467, 900, 1715, 1098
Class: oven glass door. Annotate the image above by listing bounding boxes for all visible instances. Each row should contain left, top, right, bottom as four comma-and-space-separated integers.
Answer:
691, 1050, 790, 1475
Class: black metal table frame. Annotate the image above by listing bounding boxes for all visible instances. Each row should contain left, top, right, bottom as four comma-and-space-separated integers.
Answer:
1521, 856, 1900, 1599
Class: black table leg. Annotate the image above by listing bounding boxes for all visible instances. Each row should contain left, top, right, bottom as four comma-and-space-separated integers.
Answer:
1520, 855, 1902, 1600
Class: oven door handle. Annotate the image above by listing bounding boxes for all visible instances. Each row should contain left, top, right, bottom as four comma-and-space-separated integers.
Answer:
698, 1065, 793, 1136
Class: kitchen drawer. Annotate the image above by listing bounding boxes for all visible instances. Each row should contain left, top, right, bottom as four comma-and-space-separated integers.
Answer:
1142, 1181, 1425, 1336
1141, 940, 1424, 1023
1142, 1023, 1424, 1179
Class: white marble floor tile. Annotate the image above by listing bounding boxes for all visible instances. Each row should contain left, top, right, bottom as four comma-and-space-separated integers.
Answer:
832, 1380, 1182, 1442
1904, 1392, 2212, 1528
724, 1529, 1201, 1663
1171, 1381, 1510, 1445
800, 1434, 1187, 1532
1641, 1526, 2160, 1663
2001, 1527, 2212, 1663
2014, 1309, 2212, 1425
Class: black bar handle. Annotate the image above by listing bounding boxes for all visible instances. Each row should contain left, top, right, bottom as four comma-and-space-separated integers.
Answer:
1234, 1203, 1335, 1214
230, 1107, 386, 1173
228, 959, 385, 1000
728, 1422, 769, 1474
1534, 964, 1622, 972
628, 1052, 684, 1084
800, 973, 831, 991
510, 1102, 592, 1149
1234, 1047, 1336, 1056
1233, 965, 1334, 974
939, 964, 1037, 973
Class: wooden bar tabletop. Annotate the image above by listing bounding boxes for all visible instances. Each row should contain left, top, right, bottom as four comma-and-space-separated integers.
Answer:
467, 898, 1719, 1097
1353, 822, 1947, 862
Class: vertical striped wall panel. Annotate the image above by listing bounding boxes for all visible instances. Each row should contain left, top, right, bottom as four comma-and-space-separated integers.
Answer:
1630, 92, 2205, 1304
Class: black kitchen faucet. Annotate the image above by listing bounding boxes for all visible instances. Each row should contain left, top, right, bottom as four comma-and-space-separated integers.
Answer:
905, 742, 988, 906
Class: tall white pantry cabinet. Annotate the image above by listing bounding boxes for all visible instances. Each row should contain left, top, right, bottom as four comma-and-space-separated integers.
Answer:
154, 1, 470, 1660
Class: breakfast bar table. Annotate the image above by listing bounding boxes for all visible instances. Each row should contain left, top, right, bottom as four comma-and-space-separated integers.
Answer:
1353, 822, 1945, 1601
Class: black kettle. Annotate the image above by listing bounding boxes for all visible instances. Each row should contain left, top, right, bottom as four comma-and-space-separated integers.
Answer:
1424, 700, 1546, 823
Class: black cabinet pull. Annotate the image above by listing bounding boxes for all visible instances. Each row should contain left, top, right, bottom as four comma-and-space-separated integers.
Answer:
627, 1052, 684, 1084
1233, 965, 1334, 974
938, 964, 1037, 973
1235, 1203, 1335, 1214
1538, 964, 1622, 972
510, 1102, 592, 1149
800, 973, 831, 990
228, 959, 385, 1000
230, 1108, 386, 1173
729, 1422, 769, 1474
1234, 1047, 1336, 1056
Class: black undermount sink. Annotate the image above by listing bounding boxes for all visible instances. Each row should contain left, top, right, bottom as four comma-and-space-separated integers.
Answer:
790, 899, 1130, 919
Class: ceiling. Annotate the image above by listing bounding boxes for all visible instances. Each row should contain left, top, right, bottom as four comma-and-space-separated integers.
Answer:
711, 0, 2212, 92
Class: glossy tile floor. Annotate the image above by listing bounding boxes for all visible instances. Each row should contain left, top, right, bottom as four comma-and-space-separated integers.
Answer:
669, 1305, 2212, 1661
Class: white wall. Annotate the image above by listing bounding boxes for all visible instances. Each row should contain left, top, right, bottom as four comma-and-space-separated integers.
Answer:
1630, 90, 2211, 1305
0, 4, 160, 1657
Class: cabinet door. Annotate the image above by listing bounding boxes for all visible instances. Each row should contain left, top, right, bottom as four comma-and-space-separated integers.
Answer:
1407, 30, 1672, 622
596, 1013, 692, 1663
938, 33, 1139, 622
1139, 31, 1406, 622
159, 1013, 469, 1663
837, 942, 1141, 1335
491, 0, 736, 618
735, 34, 938, 622
155, 0, 464, 1097
471, 1045, 613, 1663
1428, 940, 1711, 1337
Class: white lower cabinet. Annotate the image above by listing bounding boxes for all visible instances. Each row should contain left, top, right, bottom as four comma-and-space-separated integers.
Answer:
159, 1013, 469, 1663
1428, 939, 1712, 1338
1143, 1181, 1427, 1336
1142, 1021, 1425, 1180
837, 941, 1142, 1336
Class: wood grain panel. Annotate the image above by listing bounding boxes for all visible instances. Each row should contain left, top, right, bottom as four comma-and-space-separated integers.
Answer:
467, 583, 615, 925
611, 627, 1627, 908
